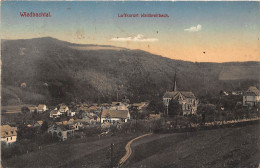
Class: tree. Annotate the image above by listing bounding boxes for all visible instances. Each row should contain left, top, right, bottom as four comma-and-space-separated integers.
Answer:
21, 106, 29, 113
105, 113, 111, 122
41, 121, 48, 133
147, 98, 165, 114
130, 106, 139, 120
168, 99, 182, 116
197, 103, 216, 123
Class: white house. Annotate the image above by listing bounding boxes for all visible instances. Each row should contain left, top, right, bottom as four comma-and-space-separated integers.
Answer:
243, 86, 260, 107
69, 110, 76, 117
1, 125, 17, 145
101, 109, 130, 123
37, 104, 47, 113
50, 110, 61, 118
59, 105, 69, 113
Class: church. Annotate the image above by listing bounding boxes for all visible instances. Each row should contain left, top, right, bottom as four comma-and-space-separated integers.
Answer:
163, 73, 198, 115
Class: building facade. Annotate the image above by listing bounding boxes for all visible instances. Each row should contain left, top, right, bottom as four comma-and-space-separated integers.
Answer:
163, 73, 198, 115
1, 125, 17, 145
101, 109, 130, 123
243, 86, 260, 107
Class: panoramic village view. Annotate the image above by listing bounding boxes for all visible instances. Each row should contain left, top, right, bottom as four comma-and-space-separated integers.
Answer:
1, 1, 260, 168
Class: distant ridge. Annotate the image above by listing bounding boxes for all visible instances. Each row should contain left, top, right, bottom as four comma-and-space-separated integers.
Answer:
1, 37, 259, 105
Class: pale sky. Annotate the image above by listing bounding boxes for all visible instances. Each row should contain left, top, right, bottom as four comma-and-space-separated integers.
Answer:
2, 1, 260, 62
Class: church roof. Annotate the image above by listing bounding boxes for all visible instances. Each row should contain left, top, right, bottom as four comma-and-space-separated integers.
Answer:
101, 109, 129, 119
245, 86, 260, 96
163, 91, 196, 99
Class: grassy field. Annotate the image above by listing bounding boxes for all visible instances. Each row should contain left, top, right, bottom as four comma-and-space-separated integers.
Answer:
2, 134, 135, 168
126, 124, 260, 168
1, 105, 33, 114
2, 124, 259, 168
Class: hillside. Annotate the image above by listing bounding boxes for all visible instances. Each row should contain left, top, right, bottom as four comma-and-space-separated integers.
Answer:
1, 37, 260, 105
127, 124, 260, 168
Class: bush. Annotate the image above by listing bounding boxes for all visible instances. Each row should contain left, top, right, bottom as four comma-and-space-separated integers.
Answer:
21, 106, 30, 113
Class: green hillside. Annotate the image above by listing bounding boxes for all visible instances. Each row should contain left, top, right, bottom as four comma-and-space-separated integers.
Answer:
1, 37, 259, 105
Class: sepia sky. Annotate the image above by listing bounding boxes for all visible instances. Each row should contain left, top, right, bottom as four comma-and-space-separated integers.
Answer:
1, 1, 260, 62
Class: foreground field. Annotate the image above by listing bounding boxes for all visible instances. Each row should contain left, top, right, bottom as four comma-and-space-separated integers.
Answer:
2, 135, 133, 168
2, 124, 259, 168
126, 124, 260, 168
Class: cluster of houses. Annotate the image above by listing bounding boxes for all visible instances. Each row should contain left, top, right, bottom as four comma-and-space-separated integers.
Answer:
25, 101, 147, 142
220, 86, 260, 108
27, 104, 47, 113
1, 74, 259, 145
163, 73, 260, 115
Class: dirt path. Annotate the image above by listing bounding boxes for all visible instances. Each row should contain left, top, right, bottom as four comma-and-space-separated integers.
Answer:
119, 133, 152, 166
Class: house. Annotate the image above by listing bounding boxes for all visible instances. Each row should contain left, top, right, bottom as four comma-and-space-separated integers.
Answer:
1, 125, 17, 145
243, 86, 260, 107
28, 106, 37, 112
101, 103, 110, 108
70, 121, 83, 130
68, 118, 75, 124
101, 121, 111, 128
34, 120, 43, 127
50, 110, 61, 118
132, 102, 148, 110
223, 91, 229, 96
232, 91, 243, 96
68, 108, 77, 117
87, 106, 102, 113
110, 102, 128, 111
48, 125, 74, 141
81, 115, 98, 124
27, 124, 33, 128
82, 115, 91, 123
59, 105, 69, 113
55, 119, 83, 131
101, 109, 130, 123
69, 110, 76, 117
149, 114, 161, 120
37, 104, 47, 113
163, 73, 198, 115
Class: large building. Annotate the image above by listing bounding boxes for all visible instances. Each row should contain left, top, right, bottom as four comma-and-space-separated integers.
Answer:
243, 86, 260, 107
163, 73, 198, 115
1, 125, 17, 145
101, 109, 130, 123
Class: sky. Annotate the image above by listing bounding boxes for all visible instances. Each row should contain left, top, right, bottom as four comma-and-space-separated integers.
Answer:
1, 1, 260, 62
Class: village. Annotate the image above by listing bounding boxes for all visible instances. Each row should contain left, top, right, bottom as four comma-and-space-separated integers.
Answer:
2, 75, 260, 150
1, 75, 260, 167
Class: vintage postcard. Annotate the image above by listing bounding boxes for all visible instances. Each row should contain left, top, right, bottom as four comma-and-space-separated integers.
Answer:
1, 1, 260, 168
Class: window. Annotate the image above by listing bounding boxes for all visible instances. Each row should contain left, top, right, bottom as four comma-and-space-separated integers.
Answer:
11, 137, 12, 140
7, 138, 8, 141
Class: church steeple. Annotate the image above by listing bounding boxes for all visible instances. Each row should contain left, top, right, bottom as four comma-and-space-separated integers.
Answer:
173, 72, 177, 91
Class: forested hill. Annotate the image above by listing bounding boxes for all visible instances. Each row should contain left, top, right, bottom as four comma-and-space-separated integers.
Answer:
2, 37, 259, 105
